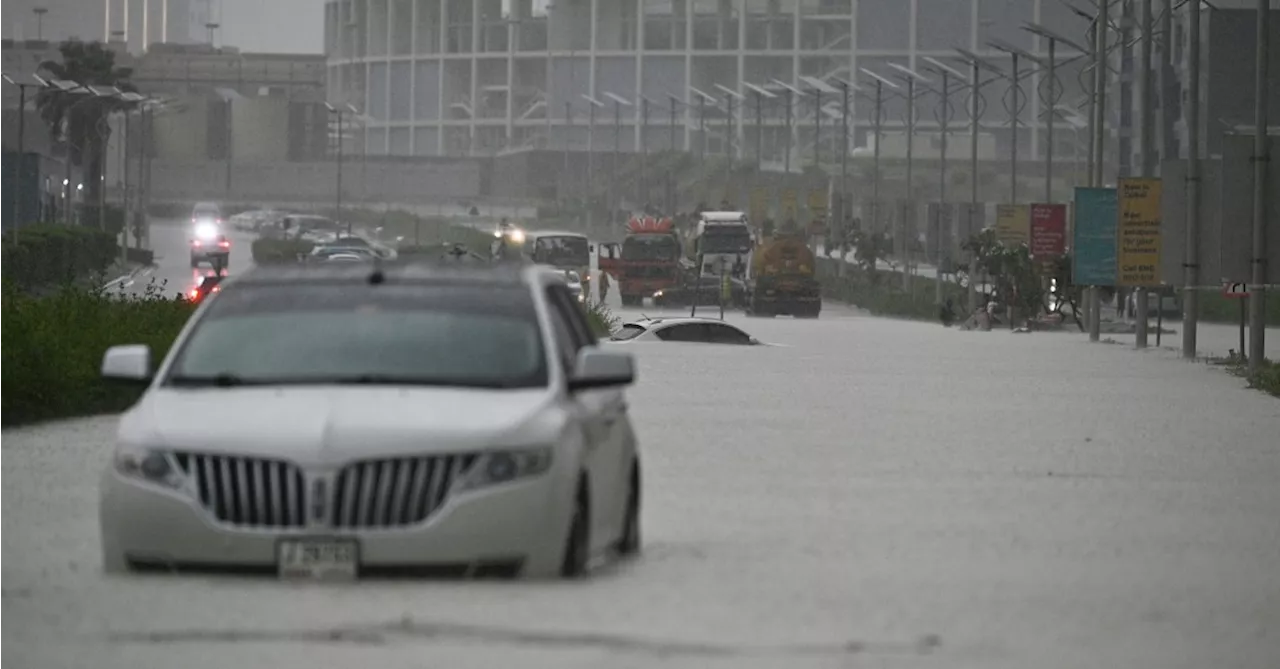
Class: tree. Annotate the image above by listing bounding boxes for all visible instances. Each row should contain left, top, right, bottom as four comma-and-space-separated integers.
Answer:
36, 40, 136, 212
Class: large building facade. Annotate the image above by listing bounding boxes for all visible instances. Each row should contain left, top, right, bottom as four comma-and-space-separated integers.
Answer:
3, 0, 205, 53
325, 0, 1096, 165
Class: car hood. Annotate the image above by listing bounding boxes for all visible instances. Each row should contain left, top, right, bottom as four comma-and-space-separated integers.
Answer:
119, 386, 563, 464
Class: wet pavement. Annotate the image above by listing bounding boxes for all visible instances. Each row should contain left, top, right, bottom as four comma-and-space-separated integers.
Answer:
5, 289, 1279, 668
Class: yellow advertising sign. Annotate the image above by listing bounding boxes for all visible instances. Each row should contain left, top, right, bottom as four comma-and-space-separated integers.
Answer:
995, 204, 1030, 245
807, 188, 828, 220
780, 189, 799, 226
1117, 177, 1162, 286
749, 186, 769, 225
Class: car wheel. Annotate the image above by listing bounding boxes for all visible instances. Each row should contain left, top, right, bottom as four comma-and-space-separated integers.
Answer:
614, 463, 642, 557
559, 478, 591, 578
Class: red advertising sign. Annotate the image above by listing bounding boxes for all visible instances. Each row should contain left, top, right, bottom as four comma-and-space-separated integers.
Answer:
1030, 203, 1068, 259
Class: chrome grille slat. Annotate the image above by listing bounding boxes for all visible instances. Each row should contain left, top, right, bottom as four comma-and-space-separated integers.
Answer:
372, 461, 396, 527
333, 455, 474, 529
388, 459, 415, 526
176, 452, 305, 529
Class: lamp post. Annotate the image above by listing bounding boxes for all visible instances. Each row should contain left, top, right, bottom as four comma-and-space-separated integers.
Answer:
923, 57, 971, 306
1247, 0, 1269, 374
603, 92, 631, 226
325, 102, 362, 234
1183, 0, 1204, 359
859, 69, 899, 243
743, 82, 776, 171
987, 38, 1040, 206
715, 83, 745, 184
888, 63, 931, 291
581, 94, 604, 220
1024, 24, 1091, 204
953, 48, 1004, 314
771, 79, 804, 174
830, 76, 859, 242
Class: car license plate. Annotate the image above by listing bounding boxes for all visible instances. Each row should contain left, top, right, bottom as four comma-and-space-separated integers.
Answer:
277, 538, 359, 581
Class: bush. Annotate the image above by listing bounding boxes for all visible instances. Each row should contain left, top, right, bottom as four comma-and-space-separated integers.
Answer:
817, 259, 966, 321
1, 280, 195, 427
251, 238, 314, 264
1195, 290, 1280, 326
75, 204, 127, 235
1, 225, 119, 291
585, 300, 618, 337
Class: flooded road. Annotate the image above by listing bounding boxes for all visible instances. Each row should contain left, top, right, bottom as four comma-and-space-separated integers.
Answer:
5, 299, 1280, 668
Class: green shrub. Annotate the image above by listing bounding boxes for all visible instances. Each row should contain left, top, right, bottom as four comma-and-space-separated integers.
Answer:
817, 259, 966, 321
251, 238, 315, 264
1247, 360, 1280, 397
76, 204, 127, 235
585, 301, 618, 337
1, 280, 195, 427
1, 225, 118, 291
1195, 290, 1280, 326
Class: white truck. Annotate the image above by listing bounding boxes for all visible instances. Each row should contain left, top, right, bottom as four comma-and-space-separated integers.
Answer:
693, 211, 755, 284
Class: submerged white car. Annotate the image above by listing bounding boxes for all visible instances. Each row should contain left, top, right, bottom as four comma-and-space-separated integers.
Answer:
609, 317, 761, 345
99, 262, 642, 580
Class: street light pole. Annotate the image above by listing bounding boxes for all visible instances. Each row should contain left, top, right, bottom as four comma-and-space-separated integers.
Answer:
1247, 0, 1270, 374
1092, 0, 1110, 343
840, 81, 849, 236
969, 61, 982, 313
784, 88, 793, 174
1182, 0, 1203, 359
1135, 0, 1154, 348
1045, 38, 1056, 203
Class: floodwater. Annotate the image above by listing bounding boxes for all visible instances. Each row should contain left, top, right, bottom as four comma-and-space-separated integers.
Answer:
5, 292, 1279, 668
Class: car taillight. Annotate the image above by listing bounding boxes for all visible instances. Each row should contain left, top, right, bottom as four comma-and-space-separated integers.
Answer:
218, 240, 230, 248
189, 289, 200, 299
192, 239, 202, 247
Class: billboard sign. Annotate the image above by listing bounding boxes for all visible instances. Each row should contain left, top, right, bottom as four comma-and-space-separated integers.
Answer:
1030, 203, 1068, 259
1117, 178, 1163, 286
1072, 187, 1119, 286
995, 204, 1030, 245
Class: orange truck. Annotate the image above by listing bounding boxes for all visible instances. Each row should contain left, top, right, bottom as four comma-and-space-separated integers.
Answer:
598, 216, 684, 306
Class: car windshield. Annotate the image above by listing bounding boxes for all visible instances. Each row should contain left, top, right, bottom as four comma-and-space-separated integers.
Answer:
165, 283, 547, 389
699, 227, 752, 254
610, 323, 648, 341
193, 204, 220, 218
531, 236, 589, 266
621, 234, 680, 261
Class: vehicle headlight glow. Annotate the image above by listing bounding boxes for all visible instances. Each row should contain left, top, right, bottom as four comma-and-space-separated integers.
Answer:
195, 223, 218, 240
114, 449, 184, 489
456, 448, 552, 491
509, 229, 525, 243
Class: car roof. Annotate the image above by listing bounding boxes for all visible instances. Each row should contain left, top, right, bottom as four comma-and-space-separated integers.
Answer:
525, 230, 588, 239
235, 259, 557, 288
626, 316, 743, 329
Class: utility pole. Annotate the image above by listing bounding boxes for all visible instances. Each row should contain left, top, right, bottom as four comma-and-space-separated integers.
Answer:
904, 73, 917, 291
840, 81, 849, 244
563, 101, 572, 196
783, 88, 793, 174
969, 62, 981, 314
640, 97, 649, 206
1090, 0, 1111, 344
1182, 0, 1203, 358
1247, 0, 1270, 374
873, 80, 883, 238
937, 69, 950, 306
1045, 39, 1056, 203
812, 89, 821, 166
1135, 0, 1154, 348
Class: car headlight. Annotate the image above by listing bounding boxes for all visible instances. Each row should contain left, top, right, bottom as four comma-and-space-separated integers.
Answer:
456, 448, 552, 491
114, 449, 184, 489
195, 223, 218, 240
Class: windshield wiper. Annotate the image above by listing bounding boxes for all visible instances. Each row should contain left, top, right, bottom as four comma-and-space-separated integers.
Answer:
167, 373, 259, 387
325, 374, 528, 389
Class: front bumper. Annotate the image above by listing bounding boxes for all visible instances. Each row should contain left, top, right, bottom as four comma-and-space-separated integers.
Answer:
100, 465, 573, 577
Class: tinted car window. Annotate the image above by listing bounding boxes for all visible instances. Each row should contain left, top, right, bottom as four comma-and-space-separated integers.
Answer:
654, 323, 710, 343
166, 283, 547, 389
704, 323, 752, 345
543, 286, 584, 372
610, 324, 647, 341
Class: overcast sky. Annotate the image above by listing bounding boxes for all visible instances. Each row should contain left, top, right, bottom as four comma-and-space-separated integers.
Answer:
220, 0, 325, 54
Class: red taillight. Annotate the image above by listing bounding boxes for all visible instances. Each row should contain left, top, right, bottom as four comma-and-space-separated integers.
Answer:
218, 240, 230, 248
192, 240, 202, 247
188, 289, 200, 300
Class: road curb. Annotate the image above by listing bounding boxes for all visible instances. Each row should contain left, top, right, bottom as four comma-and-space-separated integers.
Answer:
100, 264, 155, 291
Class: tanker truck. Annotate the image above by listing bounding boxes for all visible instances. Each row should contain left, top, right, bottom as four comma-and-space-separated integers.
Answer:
746, 231, 821, 318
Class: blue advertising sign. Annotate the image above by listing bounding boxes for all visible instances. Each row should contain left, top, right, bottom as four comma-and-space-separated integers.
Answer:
1072, 187, 1118, 286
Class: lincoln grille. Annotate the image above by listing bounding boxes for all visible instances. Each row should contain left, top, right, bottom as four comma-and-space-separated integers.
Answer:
174, 453, 307, 528
332, 455, 477, 529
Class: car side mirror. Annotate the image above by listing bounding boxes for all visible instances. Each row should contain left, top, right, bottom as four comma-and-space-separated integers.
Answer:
567, 348, 635, 392
101, 344, 152, 384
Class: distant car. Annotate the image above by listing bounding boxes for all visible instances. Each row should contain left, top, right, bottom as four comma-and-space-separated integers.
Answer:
190, 220, 230, 269
97, 262, 642, 580
191, 202, 222, 225
331, 235, 397, 260
651, 276, 748, 308
608, 317, 760, 345
324, 253, 370, 263
310, 245, 379, 261
562, 270, 584, 303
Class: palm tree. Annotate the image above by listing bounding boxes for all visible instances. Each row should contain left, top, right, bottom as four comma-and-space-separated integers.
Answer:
36, 40, 136, 212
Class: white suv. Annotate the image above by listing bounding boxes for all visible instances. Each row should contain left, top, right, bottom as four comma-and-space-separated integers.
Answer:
98, 262, 642, 580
